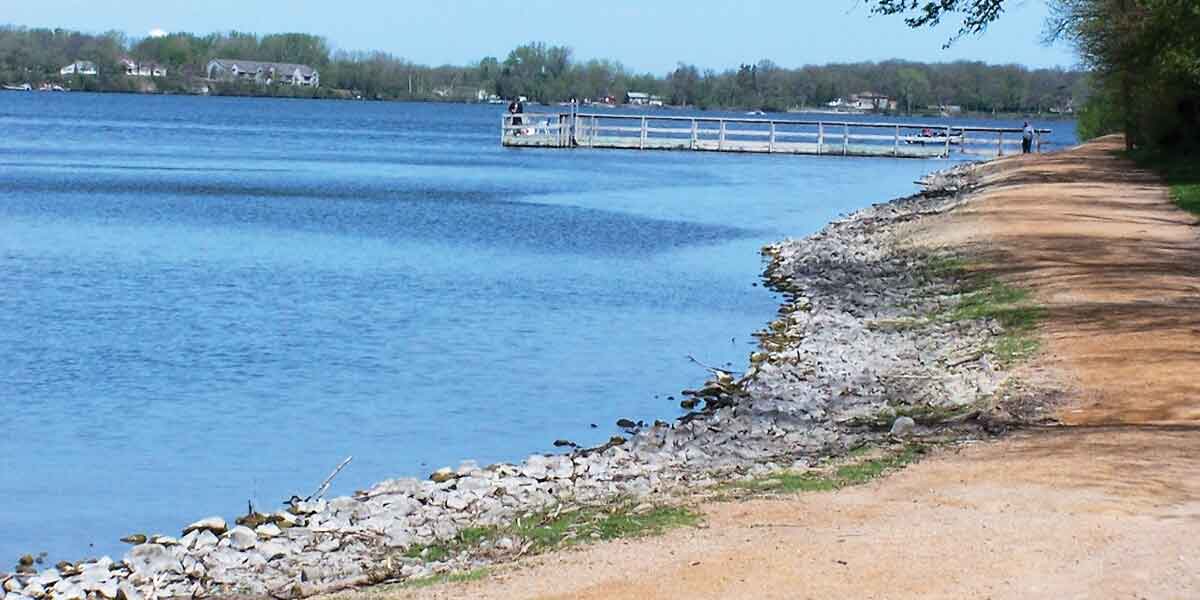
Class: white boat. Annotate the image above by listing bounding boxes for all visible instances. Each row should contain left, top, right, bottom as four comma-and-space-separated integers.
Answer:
2, 83, 32, 91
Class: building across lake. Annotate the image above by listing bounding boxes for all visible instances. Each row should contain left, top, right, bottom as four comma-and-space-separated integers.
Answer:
205, 59, 320, 87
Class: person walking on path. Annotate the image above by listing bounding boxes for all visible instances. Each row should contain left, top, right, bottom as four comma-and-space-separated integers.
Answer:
1022, 121, 1035, 154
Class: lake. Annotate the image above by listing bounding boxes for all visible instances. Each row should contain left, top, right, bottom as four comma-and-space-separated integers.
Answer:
0, 92, 1075, 562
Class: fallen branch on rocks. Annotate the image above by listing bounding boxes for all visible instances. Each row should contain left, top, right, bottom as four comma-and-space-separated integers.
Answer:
307, 456, 353, 502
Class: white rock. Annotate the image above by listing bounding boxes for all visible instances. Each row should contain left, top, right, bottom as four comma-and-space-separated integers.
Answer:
182, 517, 227, 536
226, 526, 257, 551
179, 530, 198, 549
256, 523, 282, 539
4, 579, 22, 593
94, 581, 119, 600
315, 539, 340, 553
125, 544, 180, 577
51, 581, 84, 600
257, 542, 288, 561
516, 461, 543, 482
116, 580, 143, 600
193, 530, 219, 550
30, 570, 60, 588
21, 583, 44, 600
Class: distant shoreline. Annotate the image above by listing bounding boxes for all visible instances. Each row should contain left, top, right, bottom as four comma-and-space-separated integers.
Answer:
0, 87, 1079, 121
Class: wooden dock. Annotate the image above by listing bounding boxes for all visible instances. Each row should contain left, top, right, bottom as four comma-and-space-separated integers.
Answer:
501, 112, 1050, 159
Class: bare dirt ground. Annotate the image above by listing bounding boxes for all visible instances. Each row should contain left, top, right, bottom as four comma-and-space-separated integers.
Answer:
355, 137, 1200, 599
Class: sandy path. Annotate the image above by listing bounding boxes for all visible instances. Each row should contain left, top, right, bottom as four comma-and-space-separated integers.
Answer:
356, 137, 1200, 599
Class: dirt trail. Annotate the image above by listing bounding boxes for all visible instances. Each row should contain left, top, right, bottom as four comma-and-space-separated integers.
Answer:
361, 137, 1200, 599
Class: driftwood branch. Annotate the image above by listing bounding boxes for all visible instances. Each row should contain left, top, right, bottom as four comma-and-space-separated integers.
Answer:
686, 354, 741, 376
307, 456, 353, 502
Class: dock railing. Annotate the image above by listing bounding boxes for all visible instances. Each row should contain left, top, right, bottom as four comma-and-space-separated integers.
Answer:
502, 112, 1051, 159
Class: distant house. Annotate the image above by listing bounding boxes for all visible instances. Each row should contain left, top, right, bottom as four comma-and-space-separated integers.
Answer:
206, 59, 320, 87
121, 59, 167, 78
626, 91, 665, 106
60, 61, 98, 77
850, 92, 897, 112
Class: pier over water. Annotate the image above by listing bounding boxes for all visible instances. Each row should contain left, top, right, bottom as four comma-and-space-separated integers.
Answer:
502, 112, 1050, 159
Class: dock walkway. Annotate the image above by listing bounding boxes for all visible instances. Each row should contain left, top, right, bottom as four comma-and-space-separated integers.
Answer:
502, 112, 1049, 159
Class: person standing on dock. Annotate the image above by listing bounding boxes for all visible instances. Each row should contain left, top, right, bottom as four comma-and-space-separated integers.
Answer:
508, 98, 525, 135
1022, 121, 1034, 154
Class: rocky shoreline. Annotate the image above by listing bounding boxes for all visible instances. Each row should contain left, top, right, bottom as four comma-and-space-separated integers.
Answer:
2, 163, 1015, 600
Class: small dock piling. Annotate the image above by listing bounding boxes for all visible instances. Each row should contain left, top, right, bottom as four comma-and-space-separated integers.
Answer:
501, 112, 1049, 159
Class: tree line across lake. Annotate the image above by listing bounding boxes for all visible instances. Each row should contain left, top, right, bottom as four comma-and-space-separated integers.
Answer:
0, 25, 1084, 115
870, 0, 1199, 152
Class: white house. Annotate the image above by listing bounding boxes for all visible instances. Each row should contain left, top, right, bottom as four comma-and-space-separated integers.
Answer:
121, 59, 167, 78
206, 59, 319, 87
60, 61, 98, 77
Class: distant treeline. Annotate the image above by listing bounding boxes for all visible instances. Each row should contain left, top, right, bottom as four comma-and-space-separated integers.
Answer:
0, 25, 1085, 114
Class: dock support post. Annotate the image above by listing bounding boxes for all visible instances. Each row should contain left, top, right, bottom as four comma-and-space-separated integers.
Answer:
690, 119, 698, 150
817, 122, 824, 155
640, 116, 647, 150
843, 123, 848, 156
1036, 130, 1042, 153
997, 131, 1003, 156
894, 125, 899, 157
945, 126, 951, 158
718, 120, 726, 150
769, 122, 776, 153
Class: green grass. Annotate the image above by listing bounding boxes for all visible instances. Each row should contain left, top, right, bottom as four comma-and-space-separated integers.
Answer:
1127, 150, 1200, 216
403, 501, 700, 565
512, 503, 700, 552
941, 276, 1045, 364
400, 568, 490, 590
734, 444, 928, 495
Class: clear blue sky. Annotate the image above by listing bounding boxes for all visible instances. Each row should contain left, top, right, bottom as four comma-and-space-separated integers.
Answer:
6, 0, 1078, 72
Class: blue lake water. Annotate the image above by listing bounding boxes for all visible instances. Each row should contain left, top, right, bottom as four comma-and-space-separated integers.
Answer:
0, 92, 1075, 562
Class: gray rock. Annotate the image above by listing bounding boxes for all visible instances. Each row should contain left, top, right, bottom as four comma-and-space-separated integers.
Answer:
226, 526, 257, 551
20, 583, 43, 600
315, 539, 340, 553
182, 516, 227, 536
889, 416, 916, 438
444, 492, 471, 511
3, 579, 22, 594
125, 544, 180, 577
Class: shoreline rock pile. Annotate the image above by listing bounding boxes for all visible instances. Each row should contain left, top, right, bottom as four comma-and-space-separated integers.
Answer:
2, 166, 1014, 600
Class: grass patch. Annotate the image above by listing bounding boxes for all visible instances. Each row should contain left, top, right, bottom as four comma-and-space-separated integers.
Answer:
400, 568, 490, 590
513, 503, 700, 552
923, 254, 971, 279
940, 275, 1045, 364
403, 501, 700, 564
1127, 149, 1200, 216
734, 444, 928, 495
